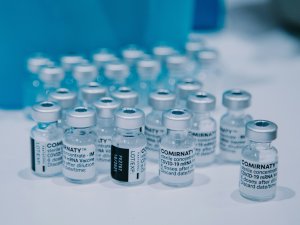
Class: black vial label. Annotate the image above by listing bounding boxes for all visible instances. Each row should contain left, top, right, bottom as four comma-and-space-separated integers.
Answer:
30, 138, 35, 171
111, 145, 129, 182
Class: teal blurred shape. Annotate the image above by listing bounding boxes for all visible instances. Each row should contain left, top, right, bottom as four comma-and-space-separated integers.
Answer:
0, 0, 194, 109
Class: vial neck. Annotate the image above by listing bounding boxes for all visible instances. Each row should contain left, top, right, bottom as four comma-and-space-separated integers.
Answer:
167, 129, 188, 139
152, 109, 164, 115
43, 81, 61, 89
37, 121, 58, 130
227, 109, 245, 117
193, 112, 211, 120
249, 141, 271, 151
117, 128, 140, 137
71, 126, 94, 134
97, 117, 114, 127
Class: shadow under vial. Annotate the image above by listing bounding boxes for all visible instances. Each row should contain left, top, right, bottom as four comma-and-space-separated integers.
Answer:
231, 186, 296, 204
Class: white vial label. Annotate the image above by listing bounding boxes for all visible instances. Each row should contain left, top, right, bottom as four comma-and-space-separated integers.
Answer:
31, 138, 63, 175
145, 125, 166, 152
111, 145, 146, 183
159, 147, 195, 185
240, 159, 278, 198
220, 125, 246, 153
96, 136, 112, 163
189, 130, 216, 157
63, 143, 96, 180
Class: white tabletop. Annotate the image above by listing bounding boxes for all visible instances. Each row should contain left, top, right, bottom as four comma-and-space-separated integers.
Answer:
1, 0, 300, 224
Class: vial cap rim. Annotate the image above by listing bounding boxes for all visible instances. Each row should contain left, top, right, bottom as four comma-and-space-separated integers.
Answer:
222, 89, 251, 110
246, 120, 278, 142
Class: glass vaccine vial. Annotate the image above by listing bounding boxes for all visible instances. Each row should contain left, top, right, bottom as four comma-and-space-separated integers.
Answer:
166, 55, 189, 90
160, 109, 195, 187
60, 54, 85, 90
37, 65, 65, 102
111, 86, 138, 108
92, 49, 117, 84
104, 61, 130, 93
80, 82, 107, 107
152, 45, 177, 89
111, 108, 147, 185
195, 48, 220, 96
30, 101, 63, 176
220, 89, 252, 162
73, 62, 98, 90
93, 48, 117, 70
175, 78, 202, 108
136, 58, 161, 108
24, 54, 52, 119
63, 107, 97, 183
94, 97, 120, 172
145, 89, 176, 162
239, 120, 278, 201
187, 92, 217, 166
153, 45, 177, 62
49, 88, 77, 129
122, 45, 145, 68
185, 39, 205, 60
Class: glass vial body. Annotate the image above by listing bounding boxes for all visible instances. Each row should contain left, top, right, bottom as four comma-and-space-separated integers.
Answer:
175, 78, 202, 108
49, 88, 77, 129
135, 58, 161, 108
187, 92, 217, 166
111, 108, 147, 186
80, 82, 107, 108
94, 97, 120, 172
104, 61, 130, 93
30, 101, 63, 176
61, 55, 85, 91
37, 65, 64, 102
159, 109, 195, 187
111, 86, 138, 108
24, 54, 52, 119
63, 107, 97, 184
220, 89, 252, 163
239, 120, 278, 201
145, 89, 175, 162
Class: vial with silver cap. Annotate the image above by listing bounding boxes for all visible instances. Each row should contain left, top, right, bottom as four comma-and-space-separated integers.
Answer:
92, 48, 117, 84
160, 109, 195, 187
49, 88, 77, 128
111, 86, 138, 108
185, 39, 205, 59
152, 44, 177, 89
30, 101, 63, 176
195, 48, 220, 95
63, 107, 97, 183
121, 45, 145, 68
136, 58, 161, 108
239, 120, 278, 201
220, 89, 252, 162
145, 89, 175, 162
152, 44, 177, 64
24, 53, 53, 119
80, 82, 107, 107
73, 62, 98, 90
175, 78, 202, 108
37, 65, 65, 102
187, 92, 217, 166
111, 108, 147, 185
104, 61, 130, 93
94, 97, 120, 172
60, 54, 85, 90
166, 54, 190, 90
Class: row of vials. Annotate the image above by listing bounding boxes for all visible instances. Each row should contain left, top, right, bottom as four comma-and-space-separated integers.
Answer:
24, 40, 219, 119
30, 88, 279, 202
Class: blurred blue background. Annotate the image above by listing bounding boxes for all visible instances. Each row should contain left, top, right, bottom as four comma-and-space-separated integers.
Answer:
0, 0, 224, 109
